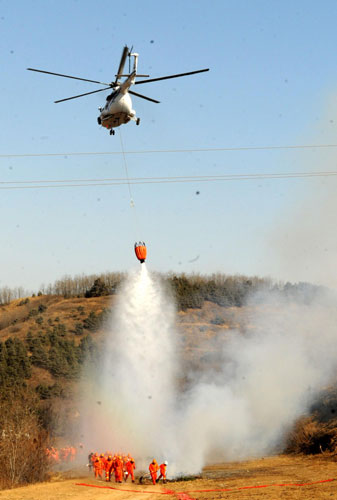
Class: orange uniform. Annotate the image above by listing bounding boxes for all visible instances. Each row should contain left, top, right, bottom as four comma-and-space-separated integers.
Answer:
93, 456, 103, 478
70, 446, 76, 461
99, 454, 106, 469
46, 447, 60, 464
114, 456, 123, 483
91, 453, 98, 474
158, 463, 167, 483
60, 447, 69, 462
125, 459, 136, 482
53, 449, 60, 464
105, 456, 113, 482
149, 460, 159, 485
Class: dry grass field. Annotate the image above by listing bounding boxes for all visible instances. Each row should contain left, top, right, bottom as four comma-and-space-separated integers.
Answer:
1, 455, 337, 500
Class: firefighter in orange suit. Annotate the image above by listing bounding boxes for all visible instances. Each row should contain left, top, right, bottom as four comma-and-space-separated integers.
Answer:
125, 458, 136, 482
157, 461, 168, 483
91, 452, 98, 471
149, 459, 159, 485
100, 453, 106, 470
93, 455, 103, 478
105, 455, 113, 481
114, 455, 123, 483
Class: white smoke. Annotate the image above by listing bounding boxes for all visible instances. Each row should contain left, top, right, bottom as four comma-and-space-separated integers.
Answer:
174, 291, 337, 472
80, 265, 337, 476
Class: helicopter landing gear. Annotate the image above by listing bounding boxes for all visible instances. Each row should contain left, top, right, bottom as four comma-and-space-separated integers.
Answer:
136, 118, 140, 126
109, 129, 115, 136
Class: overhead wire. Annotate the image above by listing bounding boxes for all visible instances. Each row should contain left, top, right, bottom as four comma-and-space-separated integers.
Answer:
1, 143, 337, 190
1, 143, 337, 158
0, 170, 336, 190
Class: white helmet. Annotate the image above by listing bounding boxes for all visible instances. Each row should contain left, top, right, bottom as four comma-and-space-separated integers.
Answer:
164, 460, 168, 465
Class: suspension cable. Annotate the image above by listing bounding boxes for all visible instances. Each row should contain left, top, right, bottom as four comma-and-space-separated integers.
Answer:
118, 129, 134, 205
118, 129, 142, 239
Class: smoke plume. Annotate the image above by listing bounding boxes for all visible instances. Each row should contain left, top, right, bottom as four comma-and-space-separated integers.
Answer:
174, 290, 337, 472
79, 263, 337, 476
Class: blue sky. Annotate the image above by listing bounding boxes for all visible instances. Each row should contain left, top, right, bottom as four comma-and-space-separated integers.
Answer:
1, 0, 337, 290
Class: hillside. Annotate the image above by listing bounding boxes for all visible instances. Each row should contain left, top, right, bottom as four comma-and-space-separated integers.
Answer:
0, 294, 112, 342
0, 290, 253, 448
0, 284, 262, 420
0, 292, 245, 392
0, 286, 334, 403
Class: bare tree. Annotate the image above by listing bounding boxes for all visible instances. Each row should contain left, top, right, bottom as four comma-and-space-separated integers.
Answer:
0, 397, 49, 488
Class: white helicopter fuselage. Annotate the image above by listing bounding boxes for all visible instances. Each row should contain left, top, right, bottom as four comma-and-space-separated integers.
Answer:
98, 57, 139, 131
99, 90, 135, 130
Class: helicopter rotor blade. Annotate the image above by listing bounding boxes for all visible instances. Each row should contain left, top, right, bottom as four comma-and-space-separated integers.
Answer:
129, 90, 160, 103
27, 67, 112, 86
54, 87, 112, 103
115, 46, 129, 84
135, 68, 209, 85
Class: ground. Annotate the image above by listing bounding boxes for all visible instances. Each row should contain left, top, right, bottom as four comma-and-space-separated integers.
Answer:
1, 455, 337, 500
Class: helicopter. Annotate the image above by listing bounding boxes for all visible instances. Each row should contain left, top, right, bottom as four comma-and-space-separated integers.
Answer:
27, 46, 209, 135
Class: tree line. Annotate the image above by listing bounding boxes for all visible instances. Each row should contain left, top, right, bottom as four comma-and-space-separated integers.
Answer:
0, 272, 325, 310
0, 272, 124, 304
